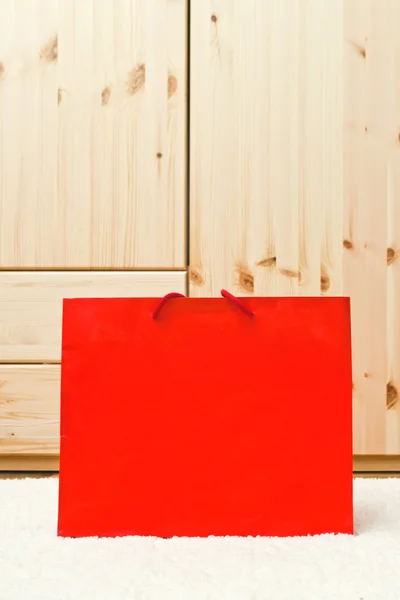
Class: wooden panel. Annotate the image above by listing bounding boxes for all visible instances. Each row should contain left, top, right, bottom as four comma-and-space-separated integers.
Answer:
0, 271, 187, 362
189, 0, 342, 297
354, 473, 400, 478
344, 0, 400, 453
0, 457, 59, 471
385, 1, 400, 454
353, 455, 400, 473
0, 365, 60, 455
190, 1, 400, 455
0, 0, 186, 268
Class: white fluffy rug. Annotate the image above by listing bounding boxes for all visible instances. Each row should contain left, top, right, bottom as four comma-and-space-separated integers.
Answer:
1, 478, 400, 600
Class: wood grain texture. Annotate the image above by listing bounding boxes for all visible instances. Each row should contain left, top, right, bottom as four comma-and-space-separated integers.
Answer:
0, 456, 59, 471
189, 0, 343, 297
344, 0, 400, 454
189, 0, 399, 455
0, 365, 60, 455
353, 455, 400, 473
0, 0, 186, 268
0, 271, 187, 362
384, 1, 400, 455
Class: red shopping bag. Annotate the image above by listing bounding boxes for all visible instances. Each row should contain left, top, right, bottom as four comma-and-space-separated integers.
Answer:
58, 291, 353, 538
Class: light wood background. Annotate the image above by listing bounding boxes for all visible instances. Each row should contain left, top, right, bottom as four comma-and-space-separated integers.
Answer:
0, 271, 187, 455
1, 0, 400, 464
0, 365, 60, 455
189, 0, 400, 455
0, 271, 187, 362
0, 0, 186, 268
190, 0, 343, 298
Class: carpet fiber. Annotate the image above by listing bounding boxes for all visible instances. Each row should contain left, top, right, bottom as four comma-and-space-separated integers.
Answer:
1, 478, 400, 600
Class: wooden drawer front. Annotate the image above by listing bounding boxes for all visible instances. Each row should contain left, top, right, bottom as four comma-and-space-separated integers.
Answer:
0, 271, 187, 362
0, 0, 186, 269
0, 365, 60, 455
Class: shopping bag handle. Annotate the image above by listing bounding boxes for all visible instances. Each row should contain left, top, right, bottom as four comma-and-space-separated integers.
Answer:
152, 290, 254, 319
152, 293, 186, 319
220, 289, 255, 317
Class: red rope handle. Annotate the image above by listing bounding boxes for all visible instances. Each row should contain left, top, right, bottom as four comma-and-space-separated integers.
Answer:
152, 293, 186, 319
220, 289, 255, 317
152, 290, 254, 320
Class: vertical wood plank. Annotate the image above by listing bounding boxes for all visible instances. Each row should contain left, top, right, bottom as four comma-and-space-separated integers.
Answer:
58, 0, 94, 266
0, 1, 20, 264
385, 0, 400, 453
37, 0, 60, 266
254, 0, 300, 297
0, 0, 58, 267
90, 0, 116, 267
344, 0, 392, 453
190, 0, 237, 295
300, 0, 343, 297
166, 0, 187, 266
386, 154, 400, 452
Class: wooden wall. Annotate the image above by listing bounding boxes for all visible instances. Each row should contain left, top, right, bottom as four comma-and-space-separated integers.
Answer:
0, 271, 187, 456
344, 0, 399, 455
190, 0, 343, 298
0, 0, 187, 464
0, 0, 186, 268
1, 0, 400, 460
190, 0, 400, 454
